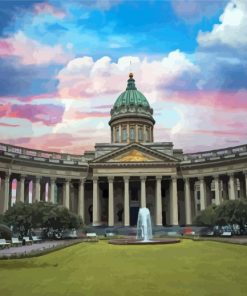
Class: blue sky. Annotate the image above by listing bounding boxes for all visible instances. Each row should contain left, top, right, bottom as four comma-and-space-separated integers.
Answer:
0, 0, 246, 153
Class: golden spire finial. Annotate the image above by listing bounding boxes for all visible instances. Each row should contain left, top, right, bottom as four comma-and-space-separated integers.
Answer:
129, 72, 133, 78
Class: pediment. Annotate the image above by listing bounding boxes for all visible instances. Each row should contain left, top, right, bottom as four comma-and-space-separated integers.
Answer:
91, 143, 179, 164
109, 149, 161, 162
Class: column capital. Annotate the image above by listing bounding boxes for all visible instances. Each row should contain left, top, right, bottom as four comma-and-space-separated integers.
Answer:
171, 175, 177, 181
92, 176, 98, 182
4, 171, 11, 180
184, 177, 190, 183
198, 176, 205, 181
108, 176, 114, 182
65, 178, 71, 183
140, 176, 147, 181
79, 178, 86, 184
50, 177, 56, 183
243, 170, 247, 176
213, 175, 219, 180
156, 176, 162, 181
123, 176, 130, 182
20, 174, 26, 181
35, 176, 41, 182
228, 172, 235, 177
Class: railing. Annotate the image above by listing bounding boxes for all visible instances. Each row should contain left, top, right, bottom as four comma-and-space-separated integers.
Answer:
182, 144, 247, 164
1, 142, 247, 166
0, 143, 88, 166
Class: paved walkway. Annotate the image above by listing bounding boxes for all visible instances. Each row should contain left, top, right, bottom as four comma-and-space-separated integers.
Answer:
0, 240, 80, 258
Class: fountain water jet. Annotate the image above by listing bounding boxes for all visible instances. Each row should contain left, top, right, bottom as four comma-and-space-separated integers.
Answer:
136, 207, 153, 242
109, 207, 181, 245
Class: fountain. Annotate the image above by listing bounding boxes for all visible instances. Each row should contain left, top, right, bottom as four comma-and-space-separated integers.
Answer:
136, 207, 153, 242
109, 207, 181, 245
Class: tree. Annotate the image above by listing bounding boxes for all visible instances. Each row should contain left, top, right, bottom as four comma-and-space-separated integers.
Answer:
215, 200, 247, 232
3, 202, 83, 238
193, 204, 217, 226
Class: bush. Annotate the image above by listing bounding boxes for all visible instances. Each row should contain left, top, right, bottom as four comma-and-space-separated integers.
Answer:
194, 200, 247, 234
0, 224, 12, 240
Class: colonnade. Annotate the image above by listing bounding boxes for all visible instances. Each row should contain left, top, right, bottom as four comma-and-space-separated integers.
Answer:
0, 171, 247, 226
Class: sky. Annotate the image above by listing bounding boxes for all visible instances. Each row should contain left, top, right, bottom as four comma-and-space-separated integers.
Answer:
0, 0, 247, 154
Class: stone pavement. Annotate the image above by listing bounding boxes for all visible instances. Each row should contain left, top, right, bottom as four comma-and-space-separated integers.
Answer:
0, 239, 80, 258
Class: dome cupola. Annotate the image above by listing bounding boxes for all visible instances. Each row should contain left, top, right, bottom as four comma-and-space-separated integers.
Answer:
109, 73, 155, 144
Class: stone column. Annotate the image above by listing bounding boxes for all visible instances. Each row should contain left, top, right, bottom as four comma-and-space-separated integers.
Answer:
184, 178, 192, 225
108, 177, 114, 226
78, 179, 85, 221
64, 179, 70, 209
49, 178, 56, 203
228, 173, 236, 200
124, 176, 130, 226
0, 175, 10, 213
140, 176, 146, 208
127, 123, 130, 144
19, 175, 25, 203
199, 176, 206, 210
214, 175, 221, 205
93, 177, 99, 226
34, 176, 41, 202
155, 176, 162, 226
171, 176, 178, 225
119, 125, 122, 143
244, 171, 247, 199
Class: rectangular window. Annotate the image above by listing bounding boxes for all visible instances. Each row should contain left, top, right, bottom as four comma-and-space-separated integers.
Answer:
115, 128, 119, 142
130, 127, 135, 142
122, 127, 127, 142
146, 126, 150, 142
138, 127, 143, 141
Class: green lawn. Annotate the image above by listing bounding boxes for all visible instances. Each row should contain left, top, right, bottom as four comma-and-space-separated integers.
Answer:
0, 240, 246, 296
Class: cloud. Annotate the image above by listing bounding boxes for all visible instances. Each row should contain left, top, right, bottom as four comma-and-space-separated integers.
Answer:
198, 0, 247, 51
57, 51, 199, 98
4, 132, 100, 154
33, 3, 66, 19
162, 89, 247, 111
0, 31, 72, 65
0, 103, 65, 126
172, 0, 227, 23
0, 122, 19, 127
0, 57, 60, 97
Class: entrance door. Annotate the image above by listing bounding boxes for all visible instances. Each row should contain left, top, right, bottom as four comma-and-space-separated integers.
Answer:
130, 207, 139, 226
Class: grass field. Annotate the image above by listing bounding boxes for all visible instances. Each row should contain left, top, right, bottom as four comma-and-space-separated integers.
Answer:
0, 240, 246, 296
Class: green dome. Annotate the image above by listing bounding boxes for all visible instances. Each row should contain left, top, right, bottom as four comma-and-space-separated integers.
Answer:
113, 74, 150, 109
109, 73, 154, 125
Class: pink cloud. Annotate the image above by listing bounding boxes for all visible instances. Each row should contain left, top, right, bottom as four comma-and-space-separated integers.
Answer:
0, 93, 58, 103
66, 109, 109, 120
164, 90, 247, 111
0, 40, 13, 55
57, 53, 199, 99
0, 103, 64, 126
5, 133, 94, 154
33, 3, 66, 19
0, 122, 20, 127
0, 32, 72, 65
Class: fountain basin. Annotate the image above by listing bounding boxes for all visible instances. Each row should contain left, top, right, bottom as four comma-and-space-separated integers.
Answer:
109, 237, 181, 245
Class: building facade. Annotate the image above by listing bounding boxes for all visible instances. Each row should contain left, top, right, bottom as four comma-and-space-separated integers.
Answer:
0, 74, 247, 226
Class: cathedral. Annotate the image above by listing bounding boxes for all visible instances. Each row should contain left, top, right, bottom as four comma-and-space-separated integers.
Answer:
0, 74, 247, 227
